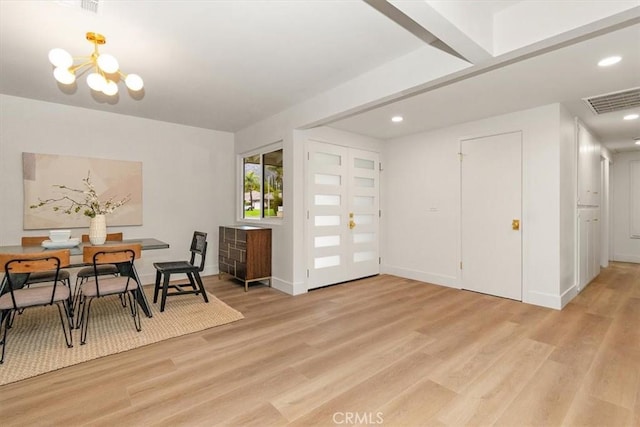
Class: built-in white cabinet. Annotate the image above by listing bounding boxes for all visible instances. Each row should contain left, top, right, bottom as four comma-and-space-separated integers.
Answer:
578, 208, 601, 289
576, 121, 603, 291
577, 122, 601, 207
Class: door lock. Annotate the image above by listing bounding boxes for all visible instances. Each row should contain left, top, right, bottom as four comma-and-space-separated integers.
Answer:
512, 219, 520, 230
349, 212, 356, 229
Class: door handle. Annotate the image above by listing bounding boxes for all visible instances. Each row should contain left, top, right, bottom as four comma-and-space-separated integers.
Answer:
349, 212, 356, 229
512, 219, 520, 230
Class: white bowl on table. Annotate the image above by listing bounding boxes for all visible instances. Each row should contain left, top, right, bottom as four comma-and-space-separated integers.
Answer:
49, 229, 71, 242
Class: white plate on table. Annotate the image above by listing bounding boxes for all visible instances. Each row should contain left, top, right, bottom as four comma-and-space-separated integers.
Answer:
41, 238, 81, 249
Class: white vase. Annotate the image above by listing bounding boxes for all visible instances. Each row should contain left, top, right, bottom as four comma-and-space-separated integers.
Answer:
89, 214, 107, 245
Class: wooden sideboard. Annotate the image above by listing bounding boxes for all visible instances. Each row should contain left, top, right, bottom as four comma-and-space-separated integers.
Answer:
218, 225, 272, 291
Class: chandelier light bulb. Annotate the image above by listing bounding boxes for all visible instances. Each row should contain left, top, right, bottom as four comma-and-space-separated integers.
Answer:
97, 54, 119, 73
49, 33, 142, 98
102, 80, 119, 96
125, 74, 144, 91
53, 67, 76, 85
86, 72, 107, 91
48, 48, 73, 68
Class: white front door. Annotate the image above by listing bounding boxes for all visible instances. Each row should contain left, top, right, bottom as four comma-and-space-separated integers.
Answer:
306, 141, 380, 289
460, 131, 522, 300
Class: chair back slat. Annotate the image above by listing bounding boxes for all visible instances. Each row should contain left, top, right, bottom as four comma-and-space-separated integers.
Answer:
0, 250, 70, 273
189, 231, 208, 271
191, 232, 207, 254
81, 232, 123, 243
21, 236, 49, 246
82, 244, 141, 265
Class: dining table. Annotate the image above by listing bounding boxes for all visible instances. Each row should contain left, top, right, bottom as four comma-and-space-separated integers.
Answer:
0, 238, 169, 318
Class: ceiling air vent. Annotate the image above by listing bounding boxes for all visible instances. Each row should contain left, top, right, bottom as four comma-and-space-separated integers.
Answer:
583, 87, 640, 115
81, 0, 99, 13
55, 1, 99, 13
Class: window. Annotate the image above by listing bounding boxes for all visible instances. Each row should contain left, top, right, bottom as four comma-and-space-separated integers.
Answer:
242, 148, 283, 219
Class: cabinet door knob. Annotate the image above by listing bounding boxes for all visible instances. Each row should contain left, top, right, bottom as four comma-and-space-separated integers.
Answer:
512, 219, 520, 230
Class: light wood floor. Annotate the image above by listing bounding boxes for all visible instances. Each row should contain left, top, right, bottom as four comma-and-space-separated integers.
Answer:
1, 262, 638, 426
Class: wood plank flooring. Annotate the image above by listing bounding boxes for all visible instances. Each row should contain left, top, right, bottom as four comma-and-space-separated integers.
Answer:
0, 262, 638, 426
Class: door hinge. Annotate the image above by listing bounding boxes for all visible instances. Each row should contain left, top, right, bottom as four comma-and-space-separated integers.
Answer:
307, 210, 309, 219
379, 162, 383, 171
307, 152, 310, 160
307, 269, 309, 278
460, 261, 463, 269
379, 209, 381, 218
458, 152, 463, 161
379, 257, 381, 265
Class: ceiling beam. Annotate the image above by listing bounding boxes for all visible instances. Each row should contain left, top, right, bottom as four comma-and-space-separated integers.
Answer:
366, 0, 495, 65
363, 0, 471, 62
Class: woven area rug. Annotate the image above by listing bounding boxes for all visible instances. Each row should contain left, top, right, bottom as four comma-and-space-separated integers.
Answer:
0, 288, 243, 385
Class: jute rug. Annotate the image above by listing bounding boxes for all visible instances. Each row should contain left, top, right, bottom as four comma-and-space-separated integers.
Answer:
0, 288, 243, 385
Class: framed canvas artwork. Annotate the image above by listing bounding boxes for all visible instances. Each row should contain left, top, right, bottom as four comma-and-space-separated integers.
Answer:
23, 152, 143, 229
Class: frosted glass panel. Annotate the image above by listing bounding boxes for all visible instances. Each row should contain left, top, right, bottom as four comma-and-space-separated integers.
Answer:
354, 158, 375, 170
315, 152, 341, 166
353, 251, 375, 263
315, 255, 340, 269
315, 215, 340, 226
353, 232, 374, 244
353, 196, 374, 207
315, 173, 341, 186
354, 214, 373, 225
354, 177, 374, 188
315, 194, 341, 206
315, 235, 340, 248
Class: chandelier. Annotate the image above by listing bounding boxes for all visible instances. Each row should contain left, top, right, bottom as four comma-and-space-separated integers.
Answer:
48, 32, 143, 96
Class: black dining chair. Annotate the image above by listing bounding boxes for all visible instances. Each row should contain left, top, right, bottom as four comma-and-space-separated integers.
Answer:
20, 236, 72, 291
76, 244, 142, 344
0, 250, 74, 364
152, 231, 209, 312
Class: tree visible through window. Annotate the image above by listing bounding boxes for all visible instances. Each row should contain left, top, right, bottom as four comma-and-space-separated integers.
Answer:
243, 149, 283, 219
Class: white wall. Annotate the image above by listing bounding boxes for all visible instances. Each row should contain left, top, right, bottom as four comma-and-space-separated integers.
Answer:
0, 94, 236, 283
381, 103, 574, 309
493, 1, 639, 55
611, 150, 640, 263
232, 129, 298, 294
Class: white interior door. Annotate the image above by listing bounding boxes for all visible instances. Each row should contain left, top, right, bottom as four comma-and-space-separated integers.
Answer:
461, 131, 522, 300
307, 141, 379, 289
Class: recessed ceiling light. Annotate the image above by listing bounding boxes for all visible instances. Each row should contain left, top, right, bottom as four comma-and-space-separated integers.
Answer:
623, 113, 639, 120
391, 116, 403, 123
598, 56, 622, 67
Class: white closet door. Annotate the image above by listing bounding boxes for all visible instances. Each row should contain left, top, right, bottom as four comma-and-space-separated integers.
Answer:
461, 131, 522, 300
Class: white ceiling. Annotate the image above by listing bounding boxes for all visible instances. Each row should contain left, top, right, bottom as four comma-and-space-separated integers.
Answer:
1, 1, 639, 152
330, 22, 640, 152
0, 0, 423, 131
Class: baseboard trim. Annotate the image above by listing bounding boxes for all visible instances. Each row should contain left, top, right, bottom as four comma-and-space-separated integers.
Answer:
381, 265, 459, 288
613, 254, 640, 263
271, 277, 305, 295
560, 284, 579, 308
524, 289, 569, 310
